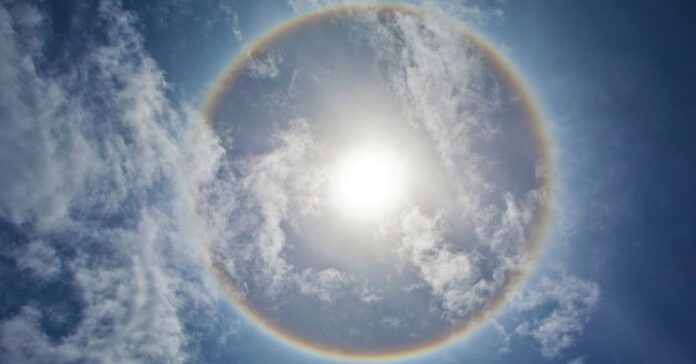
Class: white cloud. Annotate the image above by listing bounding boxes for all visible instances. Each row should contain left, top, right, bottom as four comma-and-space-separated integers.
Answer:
211, 119, 318, 298
298, 268, 351, 303
417, 0, 508, 24
14, 240, 61, 280
397, 208, 481, 320
232, 11, 243, 41
0, 306, 80, 363
320, 7, 542, 325
567, 357, 585, 364
246, 48, 284, 79
0, 1, 224, 363
286, 0, 508, 22
491, 319, 511, 353
214, 1, 243, 41
380, 316, 402, 329
514, 274, 600, 358
287, 0, 348, 14
0, 3, 94, 227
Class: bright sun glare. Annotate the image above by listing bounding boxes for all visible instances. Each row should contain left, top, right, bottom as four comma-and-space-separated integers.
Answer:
331, 145, 405, 217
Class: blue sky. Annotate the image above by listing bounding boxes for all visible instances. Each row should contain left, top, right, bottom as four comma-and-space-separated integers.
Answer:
1, 1, 694, 363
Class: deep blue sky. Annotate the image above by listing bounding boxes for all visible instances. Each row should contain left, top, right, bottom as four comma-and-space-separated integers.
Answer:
497, 2, 696, 362
487, 2, 696, 362
1, 1, 695, 363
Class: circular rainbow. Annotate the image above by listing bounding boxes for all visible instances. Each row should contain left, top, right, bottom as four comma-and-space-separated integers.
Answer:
201, 4, 554, 362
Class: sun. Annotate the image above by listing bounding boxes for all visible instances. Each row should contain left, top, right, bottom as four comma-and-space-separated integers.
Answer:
331, 144, 406, 218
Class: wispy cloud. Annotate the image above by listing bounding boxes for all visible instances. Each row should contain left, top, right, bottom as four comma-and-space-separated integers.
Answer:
514, 273, 600, 358
246, 48, 284, 79
567, 356, 585, 364
0, 1, 224, 362
326, 4, 548, 325
13, 239, 61, 280
287, 0, 509, 24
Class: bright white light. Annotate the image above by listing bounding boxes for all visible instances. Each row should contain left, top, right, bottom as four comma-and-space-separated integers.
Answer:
331, 145, 405, 217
